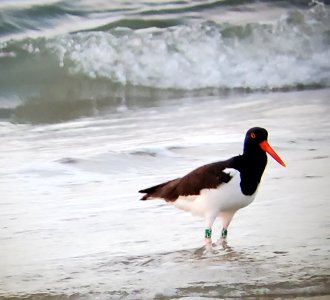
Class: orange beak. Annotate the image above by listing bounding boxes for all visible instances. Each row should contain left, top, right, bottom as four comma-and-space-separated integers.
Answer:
260, 141, 286, 167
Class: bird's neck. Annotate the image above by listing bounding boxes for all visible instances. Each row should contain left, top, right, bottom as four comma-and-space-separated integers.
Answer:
236, 151, 268, 195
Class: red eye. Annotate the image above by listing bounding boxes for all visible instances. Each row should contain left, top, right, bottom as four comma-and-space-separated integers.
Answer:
251, 133, 256, 138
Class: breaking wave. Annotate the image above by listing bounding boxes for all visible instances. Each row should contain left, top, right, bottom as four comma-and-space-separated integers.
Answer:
1, 3, 330, 92
50, 5, 330, 90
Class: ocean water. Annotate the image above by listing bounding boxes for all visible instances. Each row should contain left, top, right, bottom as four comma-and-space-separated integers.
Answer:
0, 0, 330, 299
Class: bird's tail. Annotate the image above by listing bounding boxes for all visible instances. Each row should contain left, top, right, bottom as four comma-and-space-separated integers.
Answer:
139, 178, 179, 201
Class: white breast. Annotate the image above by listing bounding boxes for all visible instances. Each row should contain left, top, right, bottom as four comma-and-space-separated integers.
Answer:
173, 168, 257, 218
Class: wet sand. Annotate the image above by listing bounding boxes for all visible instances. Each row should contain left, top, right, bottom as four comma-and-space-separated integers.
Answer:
0, 89, 329, 299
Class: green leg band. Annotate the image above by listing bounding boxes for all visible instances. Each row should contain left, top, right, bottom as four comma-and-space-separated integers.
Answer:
205, 229, 212, 239
221, 228, 228, 239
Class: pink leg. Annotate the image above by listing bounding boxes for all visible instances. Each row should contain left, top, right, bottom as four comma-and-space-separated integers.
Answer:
204, 212, 218, 247
218, 211, 235, 244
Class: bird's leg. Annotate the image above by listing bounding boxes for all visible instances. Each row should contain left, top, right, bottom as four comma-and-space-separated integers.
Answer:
220, 227, 228, 247
219, 227, 229, 246
204, 213, 217, 247
221, 228, 228, 239
204, 228, 212, 246
218, 211, 235, 245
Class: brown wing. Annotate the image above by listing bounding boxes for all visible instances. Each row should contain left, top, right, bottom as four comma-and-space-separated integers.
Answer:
139, 158, 236, 202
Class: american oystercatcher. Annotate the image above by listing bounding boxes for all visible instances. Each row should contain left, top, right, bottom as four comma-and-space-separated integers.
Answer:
139, 127, 286, 245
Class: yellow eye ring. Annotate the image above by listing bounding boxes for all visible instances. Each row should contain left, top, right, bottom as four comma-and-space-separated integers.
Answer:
251, 133, 256, 138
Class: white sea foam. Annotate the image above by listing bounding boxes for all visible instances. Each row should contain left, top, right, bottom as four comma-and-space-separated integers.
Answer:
129, 145, 179, 157
48, 5, 330, 90
17, 160, 107, 187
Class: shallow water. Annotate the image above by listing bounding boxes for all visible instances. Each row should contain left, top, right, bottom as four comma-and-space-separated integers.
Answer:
1, 89, 329, 299
1, 0, 330, 299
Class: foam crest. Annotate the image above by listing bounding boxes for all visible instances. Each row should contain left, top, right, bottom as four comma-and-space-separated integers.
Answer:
37, 5, 330, 90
